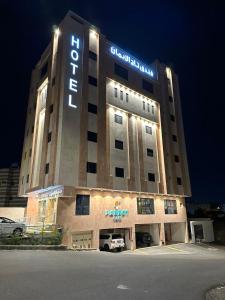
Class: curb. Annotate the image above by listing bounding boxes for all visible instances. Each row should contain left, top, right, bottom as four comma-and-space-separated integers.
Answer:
0, 245, 67, 250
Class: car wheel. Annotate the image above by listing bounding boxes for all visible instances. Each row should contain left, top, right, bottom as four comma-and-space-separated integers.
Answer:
13, 228, 23, 236
103, 244, 110, 251
117, 247, 122, 252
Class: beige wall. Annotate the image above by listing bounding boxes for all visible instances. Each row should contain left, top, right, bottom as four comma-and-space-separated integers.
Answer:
56, 189, 187, 248
0, 208, 25, 222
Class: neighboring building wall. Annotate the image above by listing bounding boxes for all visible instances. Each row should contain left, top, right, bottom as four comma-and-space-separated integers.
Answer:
0, 164, 27, 207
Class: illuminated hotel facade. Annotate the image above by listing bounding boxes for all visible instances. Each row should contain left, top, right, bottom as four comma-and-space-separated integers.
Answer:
19, 11, 191, 249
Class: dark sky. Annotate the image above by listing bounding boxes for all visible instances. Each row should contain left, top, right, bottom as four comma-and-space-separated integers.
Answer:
1, 0, 225, 203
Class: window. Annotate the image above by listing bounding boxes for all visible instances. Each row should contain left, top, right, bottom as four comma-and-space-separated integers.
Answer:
75, 194, 90, 215
115, 139, 123, 150
148, 173, 155, 182
143, 101, 145, 110
32, 125, 34, 134
147, 148, 154, 157
169, 96, 173, 102
145, 125, 152, 134
89, 50, 97, 61
147, 103, 150, 112
137, 198, 154, 214
87, 162, 97, 173
26, 174, 29, 183
88, 103, 97, 114
114, 87, 118, 98
172, 134, 177, 142
114, 63, 128, 80
45, 163, 49, 174
126, 93, 129, 102
174, 155, 179, 162
164, 200, 177, 214
24, 152, 27, 160
170, 114, 175, 122
114, 114, 122, 124
22, 176, 24, 184
115, 167, 124, 178
142, 79, 154, 93
177, 177, 182, 185
49, 104, 53, 114
120, 90, 123, 100
29, 148, 32, 157
40, 62, 48, 78
48, 132, 52, 143
87, 131, 97, 142
152, 105, 155, 115
88, 75, 97, 87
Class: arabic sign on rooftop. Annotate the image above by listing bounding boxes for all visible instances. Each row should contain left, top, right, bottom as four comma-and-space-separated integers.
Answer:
109, 43, 157, 80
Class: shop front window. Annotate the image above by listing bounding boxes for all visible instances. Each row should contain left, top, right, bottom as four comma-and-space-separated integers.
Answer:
137, 198, 154, 214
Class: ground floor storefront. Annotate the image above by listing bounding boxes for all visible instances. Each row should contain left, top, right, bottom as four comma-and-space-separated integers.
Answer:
25, 186, 189, 249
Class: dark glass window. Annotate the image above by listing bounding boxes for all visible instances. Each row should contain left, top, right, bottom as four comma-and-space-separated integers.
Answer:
172, 134, 177, 142
126, 93, 129, 102
45, 163, 49, 174
49, 104, 53, 114
115, 167, 124, 178
89, 50, 97, 61
26, 174, 29, 183
114, 87, 118, 97
114, 114, 123, 124
174, 155, 179, 162
115, 140, 123, 150
137, 198, 154, 214
114, 63, 128, 80
164, 200, 177, 214
169, 96, 173, 102
88, 76, 97, 87
177, 177, 182, 185
170, 114, 175, 121
87, 162, 97, 173
147, 148, 154, 157
29, 148, 32, 157
143, 101, 145, 110
120, 90, 123, 100
40, 62, 48, 78
148, 173, 155, 182
24, 152, 26, 160
87, 131, 97, 142
147, 103, 150, 112
142, 79, 154, 93
75, 194, 90, 215
152, 105, 155, 114
32, 125, 34, 134
145, 126, 152, 134
88, 103, 97, 114
48, 132, 52, 143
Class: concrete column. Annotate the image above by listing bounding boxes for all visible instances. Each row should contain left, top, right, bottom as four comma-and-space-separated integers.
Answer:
92, 229, 100, 249
130, 226, 136, 250
184, 221, 189, 243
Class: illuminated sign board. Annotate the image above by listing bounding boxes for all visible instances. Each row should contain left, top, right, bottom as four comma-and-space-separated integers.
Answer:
109, 45, 156, 79
68, 35, 81, 108
105, 201, 128, 222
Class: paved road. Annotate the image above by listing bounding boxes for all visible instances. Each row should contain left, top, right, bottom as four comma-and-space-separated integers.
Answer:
0, 244, 225, 300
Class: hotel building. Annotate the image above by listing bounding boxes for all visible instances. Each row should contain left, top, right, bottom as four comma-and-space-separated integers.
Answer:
19, 11, 191, 249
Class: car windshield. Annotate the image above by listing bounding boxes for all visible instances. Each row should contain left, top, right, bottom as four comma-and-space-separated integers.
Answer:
112, 234, 122, 239
1, 218, 15, 223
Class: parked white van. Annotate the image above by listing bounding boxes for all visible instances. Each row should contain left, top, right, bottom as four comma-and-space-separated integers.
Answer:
100, 233, 125, 251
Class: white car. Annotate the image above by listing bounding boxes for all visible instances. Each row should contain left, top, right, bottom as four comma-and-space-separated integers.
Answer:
100, 233, 125, 251
0, 217, 25, 236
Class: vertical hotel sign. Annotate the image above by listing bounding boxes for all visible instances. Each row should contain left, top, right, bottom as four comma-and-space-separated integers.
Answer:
67, 34, 83, 108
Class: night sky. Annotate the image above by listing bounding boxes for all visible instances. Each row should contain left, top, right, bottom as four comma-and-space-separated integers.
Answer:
1, 0, 225, 203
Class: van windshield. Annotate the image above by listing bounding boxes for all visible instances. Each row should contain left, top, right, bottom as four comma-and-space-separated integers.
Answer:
112, 234, 122, 239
